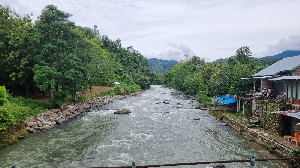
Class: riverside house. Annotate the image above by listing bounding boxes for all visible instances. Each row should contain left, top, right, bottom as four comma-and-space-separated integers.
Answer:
247, 55, 300, 136
253, 55, 300, 103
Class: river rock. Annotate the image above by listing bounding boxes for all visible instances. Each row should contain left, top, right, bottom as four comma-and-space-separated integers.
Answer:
163, 100, 170, 104
114, 109, 131, 114
177, 105, 184, 109
65, 111, 71, 116
42, 121, 52, 125
43, 125, 52, 130
27, 122, 36, 127
56, 119, 64, 125
37, 121, 43, 127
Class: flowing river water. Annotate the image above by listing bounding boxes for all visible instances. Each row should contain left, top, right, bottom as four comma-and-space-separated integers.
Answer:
0, 85, 277, 168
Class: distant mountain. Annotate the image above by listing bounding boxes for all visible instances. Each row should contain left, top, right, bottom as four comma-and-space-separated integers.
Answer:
214, 50, 300, 66
264, 50, 300, 59
148, 58, 178, 73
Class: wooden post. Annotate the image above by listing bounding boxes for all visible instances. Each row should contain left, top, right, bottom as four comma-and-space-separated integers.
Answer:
253, 80, 256, 93
243, 101, 245, 115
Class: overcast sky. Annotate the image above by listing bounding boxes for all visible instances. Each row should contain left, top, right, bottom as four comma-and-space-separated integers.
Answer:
1, 0, 300, 61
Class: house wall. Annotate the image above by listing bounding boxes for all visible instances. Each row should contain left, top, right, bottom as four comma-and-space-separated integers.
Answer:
293, 67, 300, 76
261, 79, 272, 89
286, 81, 300, 99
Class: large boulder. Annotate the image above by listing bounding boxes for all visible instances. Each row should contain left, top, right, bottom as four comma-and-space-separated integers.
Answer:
114, 109, 131, 114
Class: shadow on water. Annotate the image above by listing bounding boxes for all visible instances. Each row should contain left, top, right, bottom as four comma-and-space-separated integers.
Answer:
0, 85, 277, 168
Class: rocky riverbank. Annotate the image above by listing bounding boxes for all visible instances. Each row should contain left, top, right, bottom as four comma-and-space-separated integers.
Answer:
26, 92, 141, 133
209, 110, 298, 167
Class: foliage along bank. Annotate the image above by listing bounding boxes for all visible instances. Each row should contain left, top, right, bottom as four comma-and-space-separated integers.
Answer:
167, 46, 269, 106
0, 4, 152, 107
0, 4, 153, 147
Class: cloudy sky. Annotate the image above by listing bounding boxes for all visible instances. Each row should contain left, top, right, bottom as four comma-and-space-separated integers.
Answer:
1, 0, 300, 61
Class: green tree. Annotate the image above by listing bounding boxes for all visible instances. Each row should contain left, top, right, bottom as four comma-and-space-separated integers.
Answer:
33, 5, 91, 106
235, 46, 252, 64
0, 5, 32, 92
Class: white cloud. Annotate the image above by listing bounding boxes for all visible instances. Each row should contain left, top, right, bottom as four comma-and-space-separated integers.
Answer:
1, 0, 300, 61
256, 34, 300, 57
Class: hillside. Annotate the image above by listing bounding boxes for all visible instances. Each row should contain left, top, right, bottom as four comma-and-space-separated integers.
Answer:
148, 58, 178, 73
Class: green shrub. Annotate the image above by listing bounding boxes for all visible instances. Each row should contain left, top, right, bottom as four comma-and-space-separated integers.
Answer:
51, 91, 68, 108
288, 149, 300, 157
0, 86, 8, 106
122, 84, 141, 93
114, 85, 123, 95
287, 149, 300, 166
0, 107, 16, 133
197, 91, 212, 107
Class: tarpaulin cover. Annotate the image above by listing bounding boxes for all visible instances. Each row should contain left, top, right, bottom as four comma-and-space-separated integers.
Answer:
213, 95, 237, 104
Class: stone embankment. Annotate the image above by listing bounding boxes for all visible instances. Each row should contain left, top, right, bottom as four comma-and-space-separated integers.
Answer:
26, 92, 141, 133
220, 115, 293, 155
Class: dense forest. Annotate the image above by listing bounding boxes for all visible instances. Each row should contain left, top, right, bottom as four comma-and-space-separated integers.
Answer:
0, 4, 152, 107
166, 46, 273, 106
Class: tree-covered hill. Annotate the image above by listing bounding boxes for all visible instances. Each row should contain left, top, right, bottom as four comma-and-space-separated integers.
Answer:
148, 58, 178, 73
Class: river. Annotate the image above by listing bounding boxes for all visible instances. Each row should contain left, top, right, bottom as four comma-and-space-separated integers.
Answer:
0, 85, 276, 168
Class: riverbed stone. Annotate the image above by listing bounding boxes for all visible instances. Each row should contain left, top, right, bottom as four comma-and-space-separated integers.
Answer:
27, 122, 36, 127
43, 125, 51, 130
42, 121, 52, 125
114, 109, 131, 114
56, 119, 64, 125
65, 111, 71, 116
37, 121, 42, 127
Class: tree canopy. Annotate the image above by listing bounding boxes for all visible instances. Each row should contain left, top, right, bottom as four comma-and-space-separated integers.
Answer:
0, 4, 152, 107
167, 47, 267, 106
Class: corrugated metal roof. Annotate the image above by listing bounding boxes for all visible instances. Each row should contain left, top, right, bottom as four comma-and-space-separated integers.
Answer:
269, 76, 300, 81
253, 55, 300, 77
272, 110, 300, 119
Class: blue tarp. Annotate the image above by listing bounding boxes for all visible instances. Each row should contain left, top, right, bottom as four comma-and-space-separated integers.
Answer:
213, 95, 237, 104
